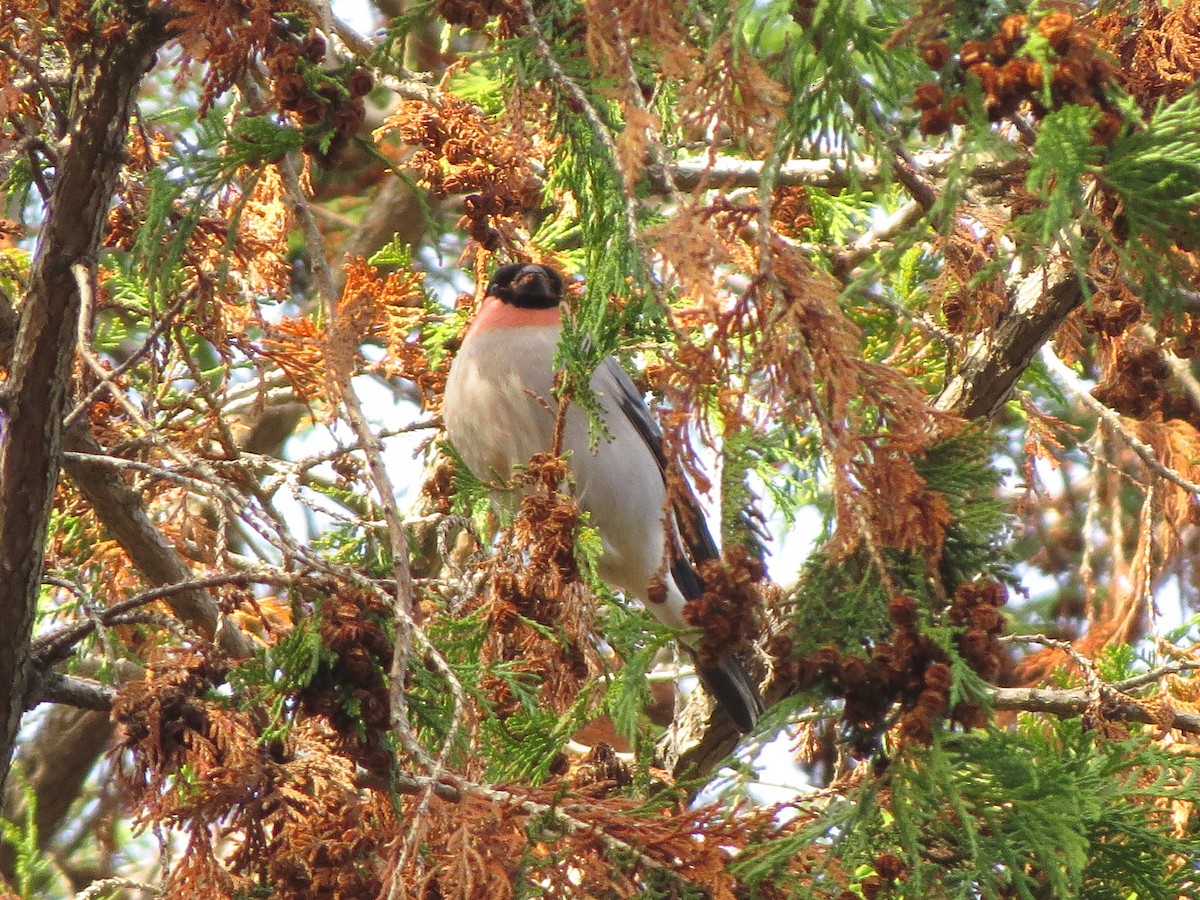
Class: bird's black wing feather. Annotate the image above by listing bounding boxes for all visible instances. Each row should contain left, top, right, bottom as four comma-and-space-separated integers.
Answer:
599, 358, 721, 570
600, 359, 763, 732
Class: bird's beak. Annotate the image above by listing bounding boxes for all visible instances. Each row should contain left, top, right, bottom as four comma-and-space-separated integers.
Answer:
513, 266, 553, 296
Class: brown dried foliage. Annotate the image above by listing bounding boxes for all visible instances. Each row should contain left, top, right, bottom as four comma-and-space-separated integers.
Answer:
436, 0, 513, 32
1095, 0, 1200, 111
676, 33, 789, 153
0, 1, 55, 143
774, 580, 1007, 753
391, 783, 744, 899
1079, 241, 1200, 431
934, 224, 1009, 335
296, 587, 396, 778
379, 96, 543, 253
648, 201, 956, 593
113, 602, 397, 898
469, 453, 596, 718
169, 0, 307, 113
104, 153, 292, 385
580, 0, 699, 188
263, 27, 372, 164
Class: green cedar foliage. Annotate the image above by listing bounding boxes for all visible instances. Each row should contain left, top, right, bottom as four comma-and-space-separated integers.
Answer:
736, 721, 1200, 898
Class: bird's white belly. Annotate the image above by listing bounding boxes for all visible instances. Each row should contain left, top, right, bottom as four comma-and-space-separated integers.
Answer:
444, 326, 676, 617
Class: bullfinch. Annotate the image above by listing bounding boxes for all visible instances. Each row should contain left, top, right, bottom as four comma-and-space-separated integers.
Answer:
442, 263, 764, 732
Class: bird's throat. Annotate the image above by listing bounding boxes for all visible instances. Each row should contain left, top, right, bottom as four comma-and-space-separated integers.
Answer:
467, 296, 562, 337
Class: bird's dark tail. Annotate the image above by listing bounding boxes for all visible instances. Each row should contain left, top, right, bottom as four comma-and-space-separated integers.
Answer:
695, 651, 764, 733
670, 557, 764, 732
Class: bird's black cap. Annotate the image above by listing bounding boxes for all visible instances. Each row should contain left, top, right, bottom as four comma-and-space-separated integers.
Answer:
486, 263, 563, 309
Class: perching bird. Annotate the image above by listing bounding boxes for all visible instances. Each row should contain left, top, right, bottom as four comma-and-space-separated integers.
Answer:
442, 262, 763, 731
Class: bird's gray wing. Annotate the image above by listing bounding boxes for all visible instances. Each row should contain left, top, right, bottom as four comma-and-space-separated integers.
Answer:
598, 357, 721, 566
600, 358, 763, 731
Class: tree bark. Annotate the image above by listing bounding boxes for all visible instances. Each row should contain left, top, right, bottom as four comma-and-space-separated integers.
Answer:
0, 3, 168, 795
935, 256, 1084, 419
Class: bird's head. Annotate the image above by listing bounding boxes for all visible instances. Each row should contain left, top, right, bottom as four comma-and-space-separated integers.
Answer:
486, 263, 564, 310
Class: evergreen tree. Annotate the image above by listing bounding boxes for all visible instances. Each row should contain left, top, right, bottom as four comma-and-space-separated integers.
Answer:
1, 0, 1198, 896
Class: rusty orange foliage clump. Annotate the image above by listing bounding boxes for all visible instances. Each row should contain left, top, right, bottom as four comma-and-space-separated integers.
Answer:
378, 96, 543, 254
104, 154, 292, 378
390, 783, 745, 900
1096, 0, 1200, 111
113, 616, 397, 898
260, 255, 430, 415
933, 223, 1009, 336
466, 453, 596, 720
339, 256, 439, 401
169, 0, 307, 113
0, 1, 48, 134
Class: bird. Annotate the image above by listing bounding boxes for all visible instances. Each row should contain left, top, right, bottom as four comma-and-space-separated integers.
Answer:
442, 262, 764, 732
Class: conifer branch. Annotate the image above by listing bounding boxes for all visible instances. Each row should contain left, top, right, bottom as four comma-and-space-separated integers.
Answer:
935, 254, 1085, 420
263, 80, 446, 794
516, 0, 642, 261
1041, 343, 1200, 494
988, 684, 1200, 734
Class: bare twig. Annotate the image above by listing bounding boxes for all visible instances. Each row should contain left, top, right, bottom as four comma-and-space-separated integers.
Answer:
72, 877, 162, 899
64, 287, 196, 428
1041, 342, 1200, 495
33, 570, 284, 667
267, 114, 467, 831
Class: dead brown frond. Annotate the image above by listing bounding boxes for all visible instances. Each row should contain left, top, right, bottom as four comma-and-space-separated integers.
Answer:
377, 95, 543, 255
1096, 0, 1200, 111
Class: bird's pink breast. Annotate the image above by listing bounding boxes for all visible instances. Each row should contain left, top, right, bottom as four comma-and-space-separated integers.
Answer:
467, 296, 562, 337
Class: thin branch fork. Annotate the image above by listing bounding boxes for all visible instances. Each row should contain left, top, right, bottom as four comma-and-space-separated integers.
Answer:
1041, 342, 1200, 495
386, 774, 708, 891
31, 570, 288, 668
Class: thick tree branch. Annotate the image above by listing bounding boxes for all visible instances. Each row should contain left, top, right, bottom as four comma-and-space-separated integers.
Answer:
988, 684, 1200, 734
61, 426, 258, 660
27, 672, 117, 711
0, 2, 169, 795
935, 255, 1085, 419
